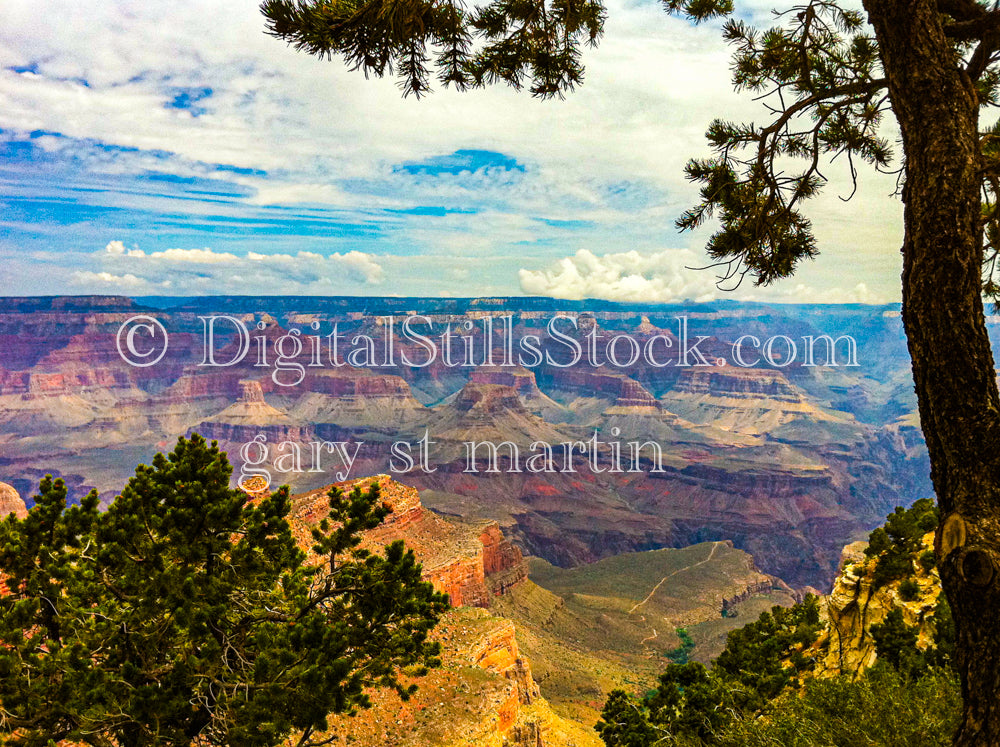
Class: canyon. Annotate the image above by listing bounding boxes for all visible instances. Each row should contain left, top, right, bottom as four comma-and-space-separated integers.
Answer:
276, 474, 795, 745
0, 296, 936, 590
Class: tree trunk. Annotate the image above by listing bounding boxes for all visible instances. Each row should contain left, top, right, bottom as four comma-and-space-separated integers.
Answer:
862, 1, 1000, 744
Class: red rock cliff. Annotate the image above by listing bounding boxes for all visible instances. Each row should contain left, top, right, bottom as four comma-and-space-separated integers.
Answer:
286, 475, 527, 608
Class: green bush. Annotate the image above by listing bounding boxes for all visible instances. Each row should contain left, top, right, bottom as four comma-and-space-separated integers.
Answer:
919, 550, 936, 571
598, 501, 955, 747
596, 596, 823, 744
599, 663, 960, 747
899, 578, 920, 601
864, 499, 939, 587
666, 627, 696, 665
712, 594, 822, 703
712, 664, 960, 747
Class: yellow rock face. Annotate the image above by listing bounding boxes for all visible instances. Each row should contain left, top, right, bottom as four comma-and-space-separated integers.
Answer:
811, 532, 942, 678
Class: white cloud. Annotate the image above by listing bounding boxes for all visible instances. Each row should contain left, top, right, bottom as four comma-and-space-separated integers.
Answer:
146, 247, 239, 263
520, 250, 896, 304
519, 248, 721, 302
71, 270, 171, 291
94, 242, 384, 291
104, 240, 144, 257
739, 281, 890, 304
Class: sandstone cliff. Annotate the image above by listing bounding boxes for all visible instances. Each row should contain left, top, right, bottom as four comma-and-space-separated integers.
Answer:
809, 531, 943, 678
285, 369, 426, 428
191, 379, 312, 444
296, 607, 598, 747
469, 366, 567, 422
0, 482, 27, 518
427, 382, 571, 447
287, 475, 528, 608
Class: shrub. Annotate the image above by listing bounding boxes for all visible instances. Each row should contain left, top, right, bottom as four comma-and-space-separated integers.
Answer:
666, 628, 696, 665
919, 550, 936, 571
865, 499, 939, 587
713, 664, 960, 747
899, 578, 920, 601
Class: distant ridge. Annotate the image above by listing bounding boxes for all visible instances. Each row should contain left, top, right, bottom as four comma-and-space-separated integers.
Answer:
0, 294, 903, 314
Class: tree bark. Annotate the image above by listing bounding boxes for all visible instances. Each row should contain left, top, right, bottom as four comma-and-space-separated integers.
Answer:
862, 1, 1000, 744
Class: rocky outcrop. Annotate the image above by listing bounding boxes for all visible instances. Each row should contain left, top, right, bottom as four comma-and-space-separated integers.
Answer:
206, 380, 295, 425
287, 475, 527, 608
467, 619, 538, 698
287, 370, 425, 427
481, 524, 529, 596
454, 384, 528, 416
275, 476, 565, 747
470, 367, 544, 397
466, 618, 541, 732
721, 579, 777, 614
428, 383, 570, 446
468, 367, 567, 421
673, 368, 802, 398
0, 482, 27, 518
545, 368, 655, 405
191, 380, 310, 443
612, 378, 661, 409
661, 367, 858, 437
303, 370, 418, 398
809, 531, 942, 678
504, 722, 544, 747
300, 606, 587, 747
159, 372, 245, 403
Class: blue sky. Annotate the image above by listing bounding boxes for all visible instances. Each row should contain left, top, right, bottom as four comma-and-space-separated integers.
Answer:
0, 0, 902, 301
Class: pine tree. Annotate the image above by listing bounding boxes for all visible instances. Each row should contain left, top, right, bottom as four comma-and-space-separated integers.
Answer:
0, 434, 448, 746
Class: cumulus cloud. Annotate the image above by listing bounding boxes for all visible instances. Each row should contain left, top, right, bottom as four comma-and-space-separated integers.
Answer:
94, 241, 384, 292
71, 270, 171, 292
739, 281, 889, 304
146, 247, 238, 263
519, 249, 896, 304
104, 240, 144, 257
519, 248, 721, 303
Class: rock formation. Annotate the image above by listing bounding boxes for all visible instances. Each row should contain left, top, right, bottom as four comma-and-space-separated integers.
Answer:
809, 531, 943, 678
304, 607, 594, 746
428, 382, 570, 446
0, 482, 27, 518
287, 475, 527, 608
661, 367, 859, 438
278, 475, 589, 746
287, 370, 426, 427
191, 379, 309, 443
0, 296, 932, 591
468, 367, 567, 421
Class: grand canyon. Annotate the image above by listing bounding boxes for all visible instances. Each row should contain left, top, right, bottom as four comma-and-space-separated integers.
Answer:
0, 295, 940, 585
0, 294, 960, 742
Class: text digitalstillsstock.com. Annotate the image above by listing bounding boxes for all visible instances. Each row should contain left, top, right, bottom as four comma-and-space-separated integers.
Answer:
238, 430, 678, 489
116, 314, 860, 381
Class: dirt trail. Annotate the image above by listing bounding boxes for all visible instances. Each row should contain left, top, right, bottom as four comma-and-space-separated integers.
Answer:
628, 541, 723, 615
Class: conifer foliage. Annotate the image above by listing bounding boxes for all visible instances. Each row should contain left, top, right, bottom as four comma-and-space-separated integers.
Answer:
0, 434, 448, 747
261, 0, 607, 98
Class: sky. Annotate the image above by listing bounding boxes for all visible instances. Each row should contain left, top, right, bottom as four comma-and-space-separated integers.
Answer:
0, 0, 903, 302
